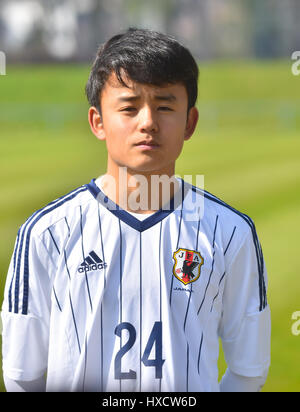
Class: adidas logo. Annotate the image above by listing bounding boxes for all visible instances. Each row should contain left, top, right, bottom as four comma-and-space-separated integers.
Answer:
78, 250, 107, 273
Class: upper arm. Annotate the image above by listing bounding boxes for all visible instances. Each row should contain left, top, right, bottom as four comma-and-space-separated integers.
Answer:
2, 227, 53, 381
218, 226, 270, 377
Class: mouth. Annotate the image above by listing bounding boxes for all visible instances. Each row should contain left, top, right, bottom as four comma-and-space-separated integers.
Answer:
134, 140, 160, 150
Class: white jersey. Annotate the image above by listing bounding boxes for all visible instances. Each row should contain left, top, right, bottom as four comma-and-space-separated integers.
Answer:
1, 178, 270, 392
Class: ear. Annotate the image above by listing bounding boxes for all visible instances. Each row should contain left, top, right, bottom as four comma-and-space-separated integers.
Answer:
88, 106, 106, 141
184, 107, 199, 141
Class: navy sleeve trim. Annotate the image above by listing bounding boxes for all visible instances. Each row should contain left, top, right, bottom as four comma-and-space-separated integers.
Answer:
10, 186, 87, 315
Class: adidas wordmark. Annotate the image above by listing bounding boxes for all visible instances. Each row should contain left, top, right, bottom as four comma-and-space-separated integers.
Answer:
77, 250, 107, 273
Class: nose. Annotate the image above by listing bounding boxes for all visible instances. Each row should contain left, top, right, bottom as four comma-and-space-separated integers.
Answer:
138, 106, 159, 133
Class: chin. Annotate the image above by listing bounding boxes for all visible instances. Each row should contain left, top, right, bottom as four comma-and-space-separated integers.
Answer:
116, 155, 175, 175
128, 164, 162, 174
125, 158, 163, 174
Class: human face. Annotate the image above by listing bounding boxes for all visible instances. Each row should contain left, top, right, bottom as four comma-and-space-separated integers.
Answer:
88, 72, 198, 177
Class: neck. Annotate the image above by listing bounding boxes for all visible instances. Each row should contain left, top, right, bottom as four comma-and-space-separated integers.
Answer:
101, 165, 180, 214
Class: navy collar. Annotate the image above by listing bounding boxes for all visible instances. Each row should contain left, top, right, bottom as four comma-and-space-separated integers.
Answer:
86, 178, 188, 232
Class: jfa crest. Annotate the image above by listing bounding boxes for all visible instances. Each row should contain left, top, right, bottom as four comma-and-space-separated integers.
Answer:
173, 248, 204, 285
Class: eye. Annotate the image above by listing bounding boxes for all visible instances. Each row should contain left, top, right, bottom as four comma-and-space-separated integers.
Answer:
120, 107, 137, 113
158, 106, 173, 111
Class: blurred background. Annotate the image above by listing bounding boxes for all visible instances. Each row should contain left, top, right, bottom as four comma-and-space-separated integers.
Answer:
1, 0, 300, 62
0, 0, 300, 392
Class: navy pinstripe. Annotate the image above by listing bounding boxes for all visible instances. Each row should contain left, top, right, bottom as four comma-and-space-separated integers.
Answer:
97, 203, 107, 392
197, 215, 219, 316
80, 205, 93, 312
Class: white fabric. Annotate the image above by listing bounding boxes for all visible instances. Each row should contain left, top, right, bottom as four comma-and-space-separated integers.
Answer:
1, 179, 270, 392
4, 368, 266, 392
4, 374, 46, 392
219, 368, 268, 392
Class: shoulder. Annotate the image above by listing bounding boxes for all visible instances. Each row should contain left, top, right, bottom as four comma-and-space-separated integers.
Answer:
18, 183, 93, 239
189, 184, 256, 236
186, 183, 263, 267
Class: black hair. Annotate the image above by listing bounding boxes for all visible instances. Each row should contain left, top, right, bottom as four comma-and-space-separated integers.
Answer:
85, 28, 199, 114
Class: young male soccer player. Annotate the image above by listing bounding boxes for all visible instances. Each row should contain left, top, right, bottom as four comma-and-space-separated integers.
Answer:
2, 28, 270, 392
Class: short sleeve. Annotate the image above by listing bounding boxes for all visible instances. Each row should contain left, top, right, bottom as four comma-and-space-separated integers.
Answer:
1, 227, 53, 381
218, 226, 271, 377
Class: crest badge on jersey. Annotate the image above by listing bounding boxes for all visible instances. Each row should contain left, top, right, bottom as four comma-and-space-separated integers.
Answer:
172, 248, 204, 285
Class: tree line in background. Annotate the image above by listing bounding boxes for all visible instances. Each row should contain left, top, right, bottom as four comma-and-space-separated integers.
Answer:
0, 0, 299, 62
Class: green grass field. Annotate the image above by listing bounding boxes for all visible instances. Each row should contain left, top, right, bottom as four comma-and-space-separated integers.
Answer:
0, 60, 299, 391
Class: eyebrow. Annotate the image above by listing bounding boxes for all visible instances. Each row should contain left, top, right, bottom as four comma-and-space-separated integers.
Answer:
117, 93, 177, 103
155, 94, 177, 102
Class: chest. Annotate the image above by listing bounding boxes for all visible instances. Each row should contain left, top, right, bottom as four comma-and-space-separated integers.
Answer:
53, 211, 226, 324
